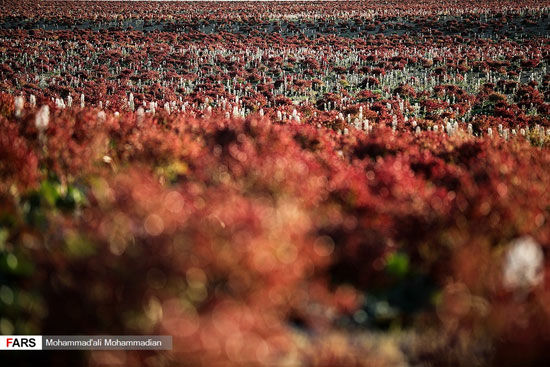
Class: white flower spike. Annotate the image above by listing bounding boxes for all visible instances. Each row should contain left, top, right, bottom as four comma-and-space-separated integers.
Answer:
503, 236, 544, 290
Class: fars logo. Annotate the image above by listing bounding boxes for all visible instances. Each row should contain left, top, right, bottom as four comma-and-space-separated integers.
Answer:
0, 335, 42, 350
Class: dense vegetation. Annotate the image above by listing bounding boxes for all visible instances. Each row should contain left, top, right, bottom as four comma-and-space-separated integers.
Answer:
1, 1, 550, 366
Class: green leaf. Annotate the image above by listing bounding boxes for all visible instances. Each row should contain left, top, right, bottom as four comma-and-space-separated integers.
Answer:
0, 228, 8, 252
39, 180, 60, 207
385, 252, 409, 278
0, 252, 34, 276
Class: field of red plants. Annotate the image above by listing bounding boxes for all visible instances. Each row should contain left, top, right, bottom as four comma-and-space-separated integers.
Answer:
1, 1, 550, 366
